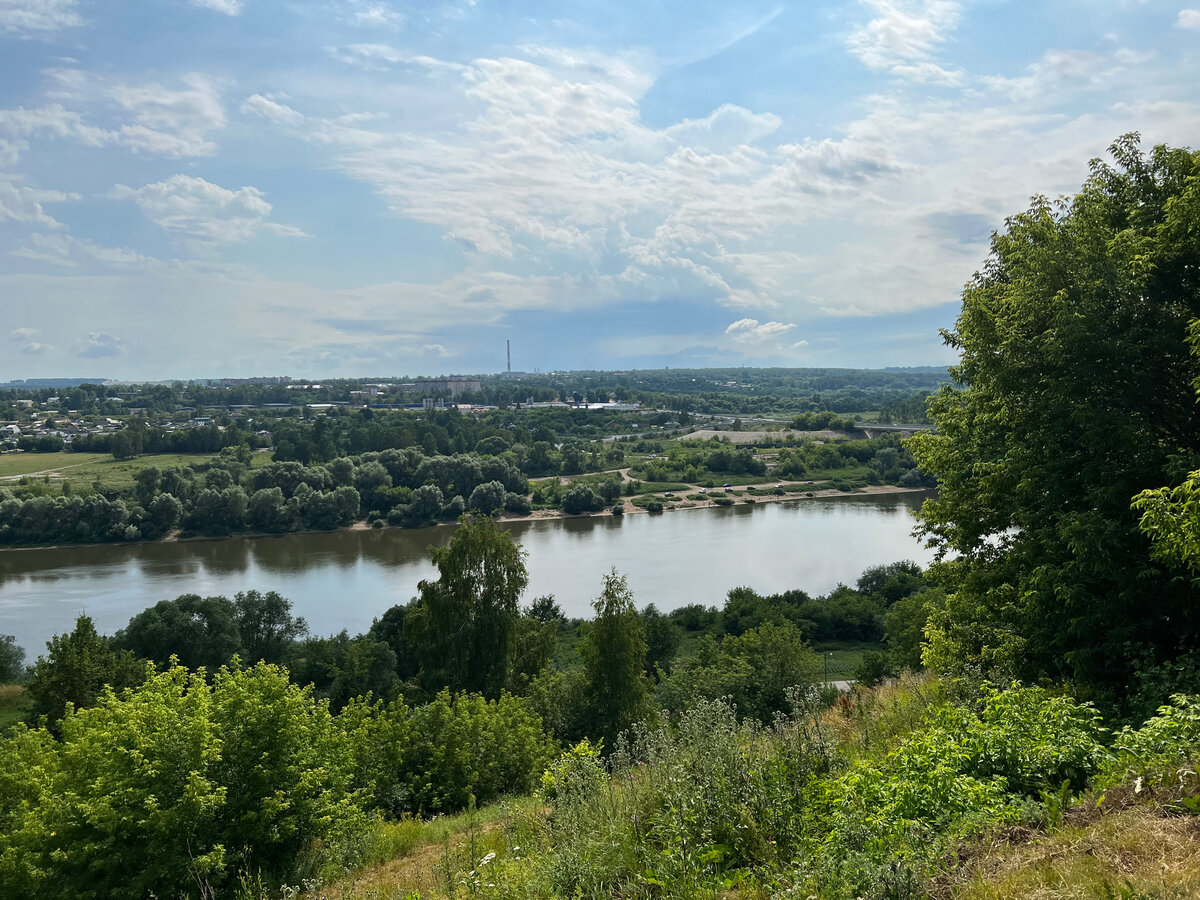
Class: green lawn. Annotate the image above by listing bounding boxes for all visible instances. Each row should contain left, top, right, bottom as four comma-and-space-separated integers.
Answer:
0, 450, 274, 491
0, 451, 110, 479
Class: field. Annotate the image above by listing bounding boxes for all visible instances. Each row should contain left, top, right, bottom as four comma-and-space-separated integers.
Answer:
0, 450, 273, 491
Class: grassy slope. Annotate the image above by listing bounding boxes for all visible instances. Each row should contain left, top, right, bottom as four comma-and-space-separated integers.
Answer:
309, 678, 1200, 900
936, 798, 1200, 899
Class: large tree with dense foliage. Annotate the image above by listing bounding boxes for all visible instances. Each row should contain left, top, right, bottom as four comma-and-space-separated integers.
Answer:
406, 515, 529, 698
909, 136, 1200, 702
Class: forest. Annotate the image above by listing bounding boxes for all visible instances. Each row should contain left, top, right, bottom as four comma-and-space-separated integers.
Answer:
1, 137, 1200, 898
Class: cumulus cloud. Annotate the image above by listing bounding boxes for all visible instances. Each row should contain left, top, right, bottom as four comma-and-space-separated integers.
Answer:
846, 0, 963, 83
19, 342, 54, 355
0, 178, 76, 227
10, 327, 38, 341
249, 48, 906, 316
0, 73, 226, 158
111, 175, 308, 244
0, 0, 82, 37
663, 104, 782, 151
190, 0, 243, 14
725, 318, 797, 343
72, 332, 124, 359
1178, 10, 1200, 30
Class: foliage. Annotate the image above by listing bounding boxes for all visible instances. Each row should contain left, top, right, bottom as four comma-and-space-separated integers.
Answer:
406, 516, 528, 698
342, 690, 557, 818
24, 616, 145, 731
797, 684, 1107, 897
909, 136, 1200, 699
657, 621, 819, 722
1099, 694, 1200, 792
0, 662, 367, 899
0, 636, 23, 682
578, 569, 655, 748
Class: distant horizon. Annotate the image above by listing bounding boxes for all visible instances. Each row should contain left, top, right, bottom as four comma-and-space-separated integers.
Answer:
0, 362, 952, 388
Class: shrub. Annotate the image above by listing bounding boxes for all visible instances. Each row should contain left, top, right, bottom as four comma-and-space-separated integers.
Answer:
0, 663, 366, 898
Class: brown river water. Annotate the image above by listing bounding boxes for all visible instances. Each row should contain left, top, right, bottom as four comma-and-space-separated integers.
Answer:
0, 492, 933, 655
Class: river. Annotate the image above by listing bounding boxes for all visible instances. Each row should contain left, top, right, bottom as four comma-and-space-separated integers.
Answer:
0, 492, 933, 655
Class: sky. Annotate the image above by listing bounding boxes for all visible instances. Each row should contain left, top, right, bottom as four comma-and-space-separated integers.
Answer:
1, 1, 1198, 380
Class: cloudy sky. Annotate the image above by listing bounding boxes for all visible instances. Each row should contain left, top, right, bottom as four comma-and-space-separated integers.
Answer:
1, 0, 1198, 380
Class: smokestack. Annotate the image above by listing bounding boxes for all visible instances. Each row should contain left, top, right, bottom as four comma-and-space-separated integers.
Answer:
507, 340, 511, 374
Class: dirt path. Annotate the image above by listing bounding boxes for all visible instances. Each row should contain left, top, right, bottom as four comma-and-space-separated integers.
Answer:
0, 460, 93, 481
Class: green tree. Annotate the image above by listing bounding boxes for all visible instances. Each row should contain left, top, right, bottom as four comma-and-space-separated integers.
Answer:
406, 515, 529, 698
467, 479, 506, 514
117, 594, 244, 670
579, 569, 653, 747
908, 136, 1200, 700
232, 590, 307, 664
25, 616, 145, 730
561, 482, 602, 514
0, 635, 24, 681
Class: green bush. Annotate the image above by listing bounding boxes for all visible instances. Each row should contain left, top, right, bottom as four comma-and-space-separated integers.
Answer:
0, 662, 366, 898
798, 684, 1106, 897
342, 689, 557, 817
1099, 694, 1200, 792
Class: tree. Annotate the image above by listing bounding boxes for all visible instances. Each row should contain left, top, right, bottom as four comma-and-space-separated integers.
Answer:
403, 484, 443, 526
578, 569, 653, 748
467, 479, 506, 514
117, 594, 243, 670
406, 516, 529, 698
233, 590, 308, 664
908, 136, 1200, 700
561, 483, 602, 515
25, 616, 145, 730
0, 635, 24, 681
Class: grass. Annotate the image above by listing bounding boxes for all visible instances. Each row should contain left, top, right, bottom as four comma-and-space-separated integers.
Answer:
0, 451, 110, 479
935, 804, 1200, 899
317, 799, 539, 899
0, 450, 273, 492
0, 684, 31, 733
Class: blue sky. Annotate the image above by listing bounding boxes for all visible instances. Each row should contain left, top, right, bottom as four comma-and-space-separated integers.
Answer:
1, 0, 1198, 379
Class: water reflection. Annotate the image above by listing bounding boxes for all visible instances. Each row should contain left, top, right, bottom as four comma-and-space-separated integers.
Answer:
0, 492, 931, 655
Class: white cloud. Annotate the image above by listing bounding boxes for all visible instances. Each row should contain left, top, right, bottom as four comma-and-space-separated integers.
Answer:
0, 178, 75, 227
190, 0, 244, 14
19, 341, 54, 355
983, 49, 1117, 100
846, 0, 963, 83
72, 332, 124, 359
340, 1, 404, 29
328, 43, 404, 68
1178, 10, 1200, 30
0, 74, 227, 158
109, 74, 227, 156
0, 0, 82, 37
10, 327, 38, 341
664, 104, 782, 151
111, 175, 308, 244
725, 318, 797, 343
12, 231, 154, 268
240, 94, 304, 125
